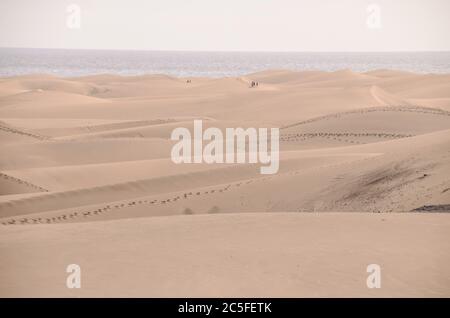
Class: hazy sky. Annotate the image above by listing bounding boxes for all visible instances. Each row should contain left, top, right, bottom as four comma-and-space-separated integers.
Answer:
0, 0, 449, 51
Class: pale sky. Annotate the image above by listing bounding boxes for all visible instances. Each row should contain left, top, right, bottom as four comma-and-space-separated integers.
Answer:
0, 0, 449, 51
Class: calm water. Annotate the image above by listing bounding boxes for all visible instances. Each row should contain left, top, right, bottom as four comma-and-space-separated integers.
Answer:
0, 48, 449, 77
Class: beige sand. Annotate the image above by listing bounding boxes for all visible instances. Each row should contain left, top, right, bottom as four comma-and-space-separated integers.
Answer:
1, 213, 449, 297
0, 70, 449, 297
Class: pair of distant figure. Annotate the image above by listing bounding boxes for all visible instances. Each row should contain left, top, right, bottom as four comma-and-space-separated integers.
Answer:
250, 81, 259, 88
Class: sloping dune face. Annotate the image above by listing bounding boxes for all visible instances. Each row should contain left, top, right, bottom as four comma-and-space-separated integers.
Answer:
0, 70, 449, 297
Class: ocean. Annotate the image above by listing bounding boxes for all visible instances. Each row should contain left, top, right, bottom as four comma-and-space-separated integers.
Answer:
0, 48, 449, 77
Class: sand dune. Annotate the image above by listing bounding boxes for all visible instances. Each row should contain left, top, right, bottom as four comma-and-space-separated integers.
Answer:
1, 213, 449, 297
0, 138, 174, 169
282, 105, 450, 137
0, 70, 449, 297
